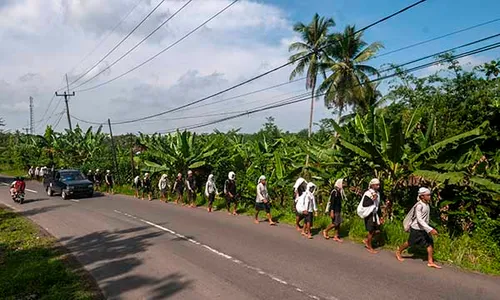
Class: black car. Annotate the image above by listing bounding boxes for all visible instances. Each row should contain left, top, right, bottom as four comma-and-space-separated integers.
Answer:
44, 169, 94, 200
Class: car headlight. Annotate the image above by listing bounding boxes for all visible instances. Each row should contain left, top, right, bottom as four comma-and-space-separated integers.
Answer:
88, 184, 93, 189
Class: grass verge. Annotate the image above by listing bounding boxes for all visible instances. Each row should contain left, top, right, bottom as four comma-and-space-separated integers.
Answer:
0, 207, 103, 300
0, 165, 26, 177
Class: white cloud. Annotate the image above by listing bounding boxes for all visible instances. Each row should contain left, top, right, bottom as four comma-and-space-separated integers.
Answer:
0, 0, 330, 134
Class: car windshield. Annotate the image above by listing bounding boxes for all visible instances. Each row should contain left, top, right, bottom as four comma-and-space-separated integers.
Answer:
60, 172, 85, 182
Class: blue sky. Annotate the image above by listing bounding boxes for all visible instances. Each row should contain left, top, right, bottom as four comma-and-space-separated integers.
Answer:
268, 0, 500, 72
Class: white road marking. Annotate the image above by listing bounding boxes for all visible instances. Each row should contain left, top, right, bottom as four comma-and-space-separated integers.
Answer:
113, 209, 332, 300
70, 200, 80, 203
1, 201, 18, 211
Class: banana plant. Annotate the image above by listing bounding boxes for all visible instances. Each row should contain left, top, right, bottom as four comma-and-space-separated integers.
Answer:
139, 130, 218, 178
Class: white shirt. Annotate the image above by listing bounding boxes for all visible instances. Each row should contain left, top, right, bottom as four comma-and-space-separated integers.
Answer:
158, 179, 168, 190
205, 180, 217, 196
256, 183, 268, 203
410, 201, 434, 233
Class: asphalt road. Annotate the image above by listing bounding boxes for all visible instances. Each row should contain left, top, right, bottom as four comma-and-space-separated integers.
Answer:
1, 176, 498, 300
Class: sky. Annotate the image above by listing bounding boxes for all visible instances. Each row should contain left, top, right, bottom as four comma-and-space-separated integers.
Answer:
1, 0, 499, 135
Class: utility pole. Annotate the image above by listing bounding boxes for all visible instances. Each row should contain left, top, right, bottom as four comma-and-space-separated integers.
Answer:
55, 74, 75, 131
29, 96, 34, 134
108, 119, 119, 183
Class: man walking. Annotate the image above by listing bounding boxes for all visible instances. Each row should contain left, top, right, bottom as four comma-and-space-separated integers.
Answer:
396, 187, 441, 269
133, 175, 141, 198
185, 170, 197, 208
105, 170, 114, 195
357, 178, 384, 254
94, 169, 102, 192
224, 171, 238, 215
293, 177, 307, 231
205, 174, 218, 212
173, 173, 184, 204
323, 179, 345, 242
158, 174, 169, 202
255, 175, 276, 225
142, 173, 152, 201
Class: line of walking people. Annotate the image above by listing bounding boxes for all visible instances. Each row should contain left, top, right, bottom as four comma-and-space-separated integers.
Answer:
86, 169, 115, 195
124, 170, 441, 269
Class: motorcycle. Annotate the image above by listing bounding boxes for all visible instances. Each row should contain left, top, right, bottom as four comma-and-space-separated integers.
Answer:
12, 191, 25, 204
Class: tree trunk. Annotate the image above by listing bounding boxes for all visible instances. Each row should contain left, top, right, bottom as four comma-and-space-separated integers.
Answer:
305, 84, 315, 168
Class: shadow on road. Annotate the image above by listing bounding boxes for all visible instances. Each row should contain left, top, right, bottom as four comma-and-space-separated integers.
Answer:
59, 226, 193, 298
23, 198, 49, 204
20, 204, 70, 217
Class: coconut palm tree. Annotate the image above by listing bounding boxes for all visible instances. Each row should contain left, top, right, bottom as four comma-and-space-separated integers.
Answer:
288, 13, 335, 138
319, 25, 383, 116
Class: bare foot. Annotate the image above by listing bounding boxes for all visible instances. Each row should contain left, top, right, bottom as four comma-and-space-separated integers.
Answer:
269, 222, 276, 226
396, 251, 405, 262
296, 226, 302, 231
307, 234, 313, 239
322, 230, 330, 240
232, 211, 238, 216
427, 262, 442, 269
333, 236, 343, 243
228, 212, 232, 215
365, 247, 378, 254
254, 220, 259, 224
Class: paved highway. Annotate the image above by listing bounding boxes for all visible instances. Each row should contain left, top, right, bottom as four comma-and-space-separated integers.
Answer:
1, 176, 498, 300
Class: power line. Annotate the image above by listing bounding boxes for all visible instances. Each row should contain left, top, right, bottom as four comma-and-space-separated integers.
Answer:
82, 0, 426, 124
65, 0, 168, 88
112, 29, 500, 125
155, 17, 500, 114
66, 0, 145, 76
80, 0, 426, 125
70, 0, 194, 91
50, 110, 66, 129
71, 114, 105, 126
380, 32, 500, 72
75, 0, 240, 93
70, 32, 500, 127
71, 89, 310, 126
38, 94, 56, 125
376, 17, 500, 58
41, 97, 63, 130
159, 41, 500, 133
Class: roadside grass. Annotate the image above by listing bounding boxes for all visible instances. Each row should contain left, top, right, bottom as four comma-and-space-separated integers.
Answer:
0, 165, 26, 177
0, 208, 102, 300
94, 184, 500, 275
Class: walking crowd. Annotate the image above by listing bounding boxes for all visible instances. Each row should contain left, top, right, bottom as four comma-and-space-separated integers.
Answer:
22, 164, 443, 269
99, 170, 441, 269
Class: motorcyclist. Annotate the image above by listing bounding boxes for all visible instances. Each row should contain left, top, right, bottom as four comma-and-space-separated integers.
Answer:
10, 177, 26, 199
9, 177, 19, 198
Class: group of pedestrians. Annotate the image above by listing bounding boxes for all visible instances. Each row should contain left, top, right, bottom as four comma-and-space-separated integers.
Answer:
123, 170, 440, 269
291, 176, 440, 268
86, 169, 114, 194
28, 166, 48, 181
